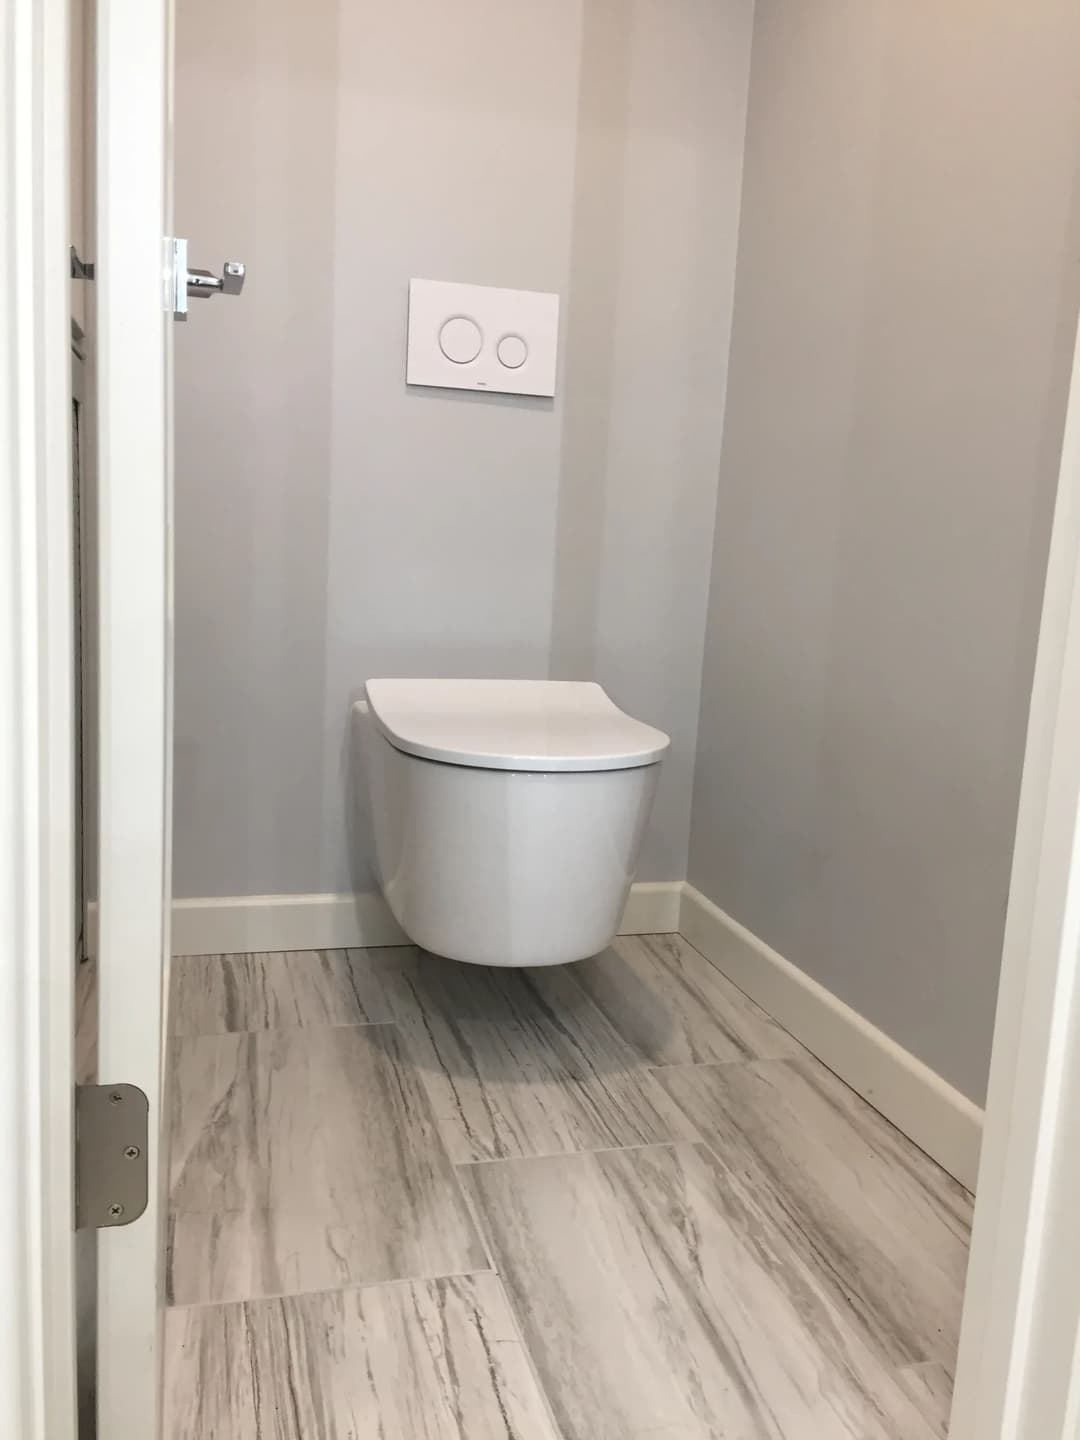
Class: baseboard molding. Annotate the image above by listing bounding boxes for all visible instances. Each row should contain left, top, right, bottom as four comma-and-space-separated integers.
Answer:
679, 883, 984, 1191
171, 892, 411, 956
84, 891, 408, 959
619, 881, 684, 935
87, 880, 683, 960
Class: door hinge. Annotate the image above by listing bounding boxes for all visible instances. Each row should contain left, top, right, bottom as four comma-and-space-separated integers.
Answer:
75, 1084, 150, 1230
70, 246, 95, 281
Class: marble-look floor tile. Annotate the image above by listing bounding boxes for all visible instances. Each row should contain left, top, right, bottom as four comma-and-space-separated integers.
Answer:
462, 1142, 937, 1440
170, 948, 393, 1035
656, 1056, 972, 1370
373, 949, 697, 1163
572, 933, 802, 1066
896, 1362, 953, 1438
164, 1273, 560, 1440
168, 1024, 487, 1304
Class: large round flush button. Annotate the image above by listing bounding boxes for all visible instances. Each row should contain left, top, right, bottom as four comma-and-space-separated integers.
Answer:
497, 333, 528, 370
439, 315, 483, 364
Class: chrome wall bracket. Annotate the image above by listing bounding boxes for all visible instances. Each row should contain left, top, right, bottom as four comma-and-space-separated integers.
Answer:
75, 1083, 149, 1230
168, 237, 246, 318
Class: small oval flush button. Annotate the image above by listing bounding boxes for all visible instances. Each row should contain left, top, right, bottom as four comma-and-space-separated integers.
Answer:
439, 315, 483, 364
497, 333, 528, 370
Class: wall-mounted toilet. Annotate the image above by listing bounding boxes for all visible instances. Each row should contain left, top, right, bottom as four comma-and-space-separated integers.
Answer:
355, 678, 669, 967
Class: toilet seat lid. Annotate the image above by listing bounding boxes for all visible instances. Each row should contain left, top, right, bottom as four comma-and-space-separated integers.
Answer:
364, 678, 670, 772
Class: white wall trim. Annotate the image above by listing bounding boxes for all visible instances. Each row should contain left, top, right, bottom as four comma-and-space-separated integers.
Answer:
0, 0, 78, 1434
169, 892, 408, 956
680, 883, 984, 1192
618, 880, 684, 935
93, 3, 173, 1434
88, 879, 685, 957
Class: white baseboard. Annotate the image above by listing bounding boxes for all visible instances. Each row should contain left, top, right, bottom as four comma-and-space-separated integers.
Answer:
87, 880, 683, 960
84, 890, 409, 959
680, 883, 984, 1192
170, 892, 409, 956
618, 881, 684, 935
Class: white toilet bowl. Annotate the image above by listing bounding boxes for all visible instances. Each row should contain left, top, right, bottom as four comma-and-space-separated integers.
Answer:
355, 678, 669, 967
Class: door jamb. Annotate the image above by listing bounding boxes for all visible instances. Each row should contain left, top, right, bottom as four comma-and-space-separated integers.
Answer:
0, 0, 78, 1436
92, 0, 172, 1433
949, 310, 1080, 1437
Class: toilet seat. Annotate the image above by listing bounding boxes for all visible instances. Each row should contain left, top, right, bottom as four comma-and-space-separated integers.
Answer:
364, 678, 669, 773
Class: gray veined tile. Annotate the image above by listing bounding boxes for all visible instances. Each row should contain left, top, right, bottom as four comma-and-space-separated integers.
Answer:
656, 1055, 972, 1371
169, 948, 393, 1035
164, 1273, 561, 1440
896, 1362, 953, 1439
571, 933, 802, 1066
167, 1023, 488, 1304
373, 949, 698, 1163
462, 1142, 938, 1440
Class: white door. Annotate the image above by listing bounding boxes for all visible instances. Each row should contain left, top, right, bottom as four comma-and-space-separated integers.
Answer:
90, 3, 249, 1432
90, 0, 173, 1435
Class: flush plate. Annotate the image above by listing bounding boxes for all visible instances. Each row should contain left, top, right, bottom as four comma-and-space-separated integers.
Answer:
406, 278, 559, 398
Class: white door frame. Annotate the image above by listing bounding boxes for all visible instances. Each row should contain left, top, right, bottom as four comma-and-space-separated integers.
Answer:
1, 0, 172, 1436
94, 0, 173, 1436
0, 0, 78, 1436
948, 315, 1080, 1435
5, 2, 1080, 1437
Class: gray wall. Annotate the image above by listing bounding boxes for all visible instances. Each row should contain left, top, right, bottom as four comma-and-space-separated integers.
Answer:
690, 0, 1080, 1104
173, 0, 751, 898
551, 0, 753, 880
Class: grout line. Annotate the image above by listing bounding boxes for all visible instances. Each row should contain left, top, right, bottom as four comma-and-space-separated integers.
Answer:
648, 1054, 783, 1077
170, 946, 416, 962
455, 1159, 569, 1439
455, 1138, 685, 1168
486, 1268, 567, 1438
168, 1015, 396, 1040
897, 1360, 955, 1377
445, 1131, 499, 1272
643, 1054, 798, 1076
165, 1266, 499, 1314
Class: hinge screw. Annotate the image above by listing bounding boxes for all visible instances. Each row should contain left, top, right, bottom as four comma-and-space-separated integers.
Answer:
108, 1203, 125, 1219
123, 1145, 141, 1160
108, 1091, 124, 1105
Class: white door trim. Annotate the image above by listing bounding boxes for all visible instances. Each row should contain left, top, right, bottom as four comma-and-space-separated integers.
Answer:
93, 0, 173, 1436
0, 0, 78, 1435
949, 312, 1080, 1435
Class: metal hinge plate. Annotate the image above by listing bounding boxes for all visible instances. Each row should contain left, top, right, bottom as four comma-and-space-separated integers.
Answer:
75, 1084, 150, 1230
70, 245, 95, 281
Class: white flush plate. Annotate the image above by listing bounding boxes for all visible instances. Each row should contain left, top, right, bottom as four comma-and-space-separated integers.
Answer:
406, 278, 559, 398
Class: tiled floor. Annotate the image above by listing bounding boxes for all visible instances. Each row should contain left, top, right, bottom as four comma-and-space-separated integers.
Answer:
163, 933, 971, 1439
